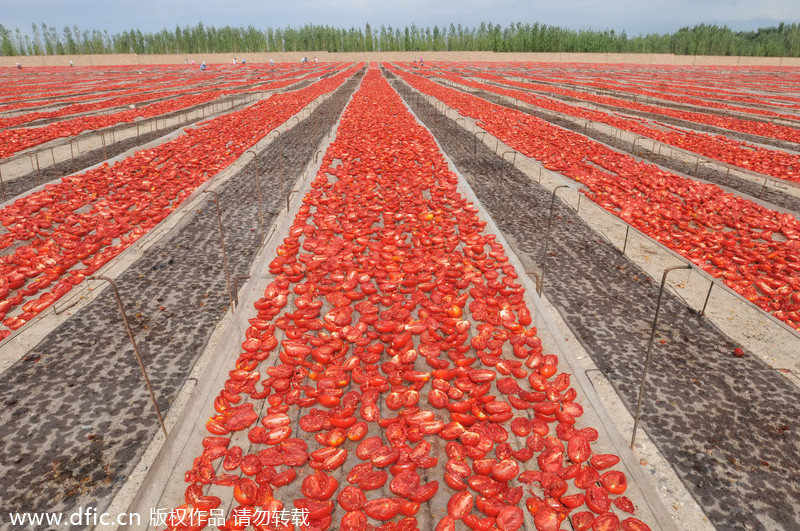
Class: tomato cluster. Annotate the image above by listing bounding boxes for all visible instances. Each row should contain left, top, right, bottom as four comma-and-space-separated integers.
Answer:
498, 67, 800, 145
0, 64, 325, 114
0, 64, 337, 159
505, 65, 800, 121
167, 67, 650, 531
393, 66, 800, 331
422, 68, 800, 184
0, 66, 360, 340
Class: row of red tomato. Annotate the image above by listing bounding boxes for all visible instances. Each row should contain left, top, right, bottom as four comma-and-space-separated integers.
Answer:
1, 82, 238, 129
498, 65, 800, 116
424, 68, 800, 184
0, 71, 230, 128
0, 77, 185, 113
495, 62, 800, 107
428, 64, 800, 149
0, 66, 333, 159
0, 65, 361, 341
392, 66, 800, 331
165, 66, 651, 531
0, 64, 308, 110
0, 91, 224, 159
451, 67, 800, 147
0, 68, 191, 109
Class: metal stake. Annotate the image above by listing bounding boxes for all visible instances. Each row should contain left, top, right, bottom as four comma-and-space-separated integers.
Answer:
286, 190, 299, 212
539, 185, 570, 296
700, 281, 714, 317
526, 270, 542, 294
630, 264, 692, 448
232, 275, 251, 308
246, 150, 265, 245
274, 129, 283, 175
204, 191, 235, 310
473, 131, 487, 156
50, 147, 59, 176
34, 153, 42, 185
89, 275, 168, 437
500, 150, 517, 191
620, 225, 631, 255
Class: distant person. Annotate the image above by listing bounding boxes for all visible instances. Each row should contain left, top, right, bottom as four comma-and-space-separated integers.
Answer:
420, 56, 424, 66
191, 60, 194, 65
242, 58, 246, 64
16, 62, 21, 69
69, 60, 73, 67
233, 57, 237, 64
302, 56, 308, 64
269, 59, 274, 66
200, 62, 207, 71
314, 56, 319, 63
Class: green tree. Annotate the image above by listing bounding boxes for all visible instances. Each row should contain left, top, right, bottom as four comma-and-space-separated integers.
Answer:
0, 24, 16, 55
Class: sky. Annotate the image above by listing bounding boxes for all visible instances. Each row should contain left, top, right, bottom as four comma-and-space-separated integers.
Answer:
0, 0, 797, 37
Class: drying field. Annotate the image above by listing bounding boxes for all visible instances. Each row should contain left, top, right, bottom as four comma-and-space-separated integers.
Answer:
0, 60, 798, 531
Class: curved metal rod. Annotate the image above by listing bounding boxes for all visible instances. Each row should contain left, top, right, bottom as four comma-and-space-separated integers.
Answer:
203, 191, 234, 310
50, 147, 59, 177
700, 281, 714, 317
526, 270, 542, 294
286, 189, 299, 212
473, 131, 488, 156
88, 275, 168, 437
100, 131, 108, 160
246, 150, 265, 245
620, 225, 631, 256
631, 135, 646, 153
630, 264, 692, 448
232, 275, 251, 308
539, 185, 571, 296
272, 129, 283, 175
500, 150, 518, 191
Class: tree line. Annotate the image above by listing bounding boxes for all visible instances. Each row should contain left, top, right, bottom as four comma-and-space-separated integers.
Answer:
1, 21, 800, 57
